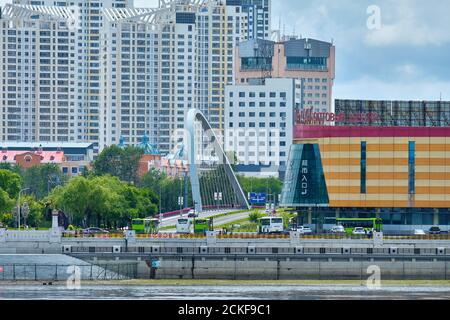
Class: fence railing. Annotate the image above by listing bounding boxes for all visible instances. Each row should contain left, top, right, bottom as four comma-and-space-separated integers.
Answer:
0, 263, 138, 281
60, 232, 450, 241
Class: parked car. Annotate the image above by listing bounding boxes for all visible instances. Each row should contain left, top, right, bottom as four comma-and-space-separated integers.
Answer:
330, 225, 345, 234
352, 227, 366, 235
82, 227, 109, 234
187, 210, 198, 218
414, 229, 426, 236
429, 226, 441, 235
297, 226, 313, 234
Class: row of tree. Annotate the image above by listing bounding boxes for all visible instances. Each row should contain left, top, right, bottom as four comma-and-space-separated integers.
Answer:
0, 145, 283, 229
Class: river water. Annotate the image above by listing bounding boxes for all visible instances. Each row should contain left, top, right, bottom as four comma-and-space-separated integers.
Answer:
1, 284, 450, 300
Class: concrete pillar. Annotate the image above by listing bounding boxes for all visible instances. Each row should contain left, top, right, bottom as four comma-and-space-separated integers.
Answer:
49, 210, 62, 244
376, 209, 381, 219
206, 231, 216, 245
307, 209, 312, 225
51, 210, 59, 230
125, 230, 136, 244
335, 208, 340, 219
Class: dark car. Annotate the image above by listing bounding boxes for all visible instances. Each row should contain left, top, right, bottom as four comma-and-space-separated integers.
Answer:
82, 227, 109, 234
429, 226, 441, 235
187, 210, 198, 218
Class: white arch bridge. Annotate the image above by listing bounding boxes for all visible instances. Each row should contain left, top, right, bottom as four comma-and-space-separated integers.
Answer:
185, 109, 250, 213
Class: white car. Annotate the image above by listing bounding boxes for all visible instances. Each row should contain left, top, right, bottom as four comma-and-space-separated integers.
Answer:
352, 227, 366, 235
330, 225, 345, 233
297, 226, 313, 234
414, 229, 426, 236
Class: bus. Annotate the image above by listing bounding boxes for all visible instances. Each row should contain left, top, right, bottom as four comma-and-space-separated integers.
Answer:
176, 218, 192, 234
258, 217, 284, 234
131, 218, 160, 234
335, 218, 382, 235
194, 218, 213, 235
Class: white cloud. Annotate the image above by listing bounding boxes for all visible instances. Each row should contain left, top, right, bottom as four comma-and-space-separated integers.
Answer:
364, 0, 450, 47
335, 76, 450, 101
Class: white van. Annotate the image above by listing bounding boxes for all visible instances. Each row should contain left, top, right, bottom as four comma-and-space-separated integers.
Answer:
176, 218, 192, 234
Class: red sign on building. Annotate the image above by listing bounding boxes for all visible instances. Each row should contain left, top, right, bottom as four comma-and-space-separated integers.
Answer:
295, 108, 379, 125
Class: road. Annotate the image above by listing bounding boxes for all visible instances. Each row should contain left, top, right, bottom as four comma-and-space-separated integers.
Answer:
160, 209, 253, 229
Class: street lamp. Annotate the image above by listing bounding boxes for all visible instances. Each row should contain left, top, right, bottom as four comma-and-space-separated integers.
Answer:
17, 188, 30, 230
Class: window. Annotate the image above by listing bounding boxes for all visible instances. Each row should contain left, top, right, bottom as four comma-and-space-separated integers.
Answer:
408, 141, 415, 194
239, 92, 245, 98
360, 141, 367, 194
270, 92, 276, 98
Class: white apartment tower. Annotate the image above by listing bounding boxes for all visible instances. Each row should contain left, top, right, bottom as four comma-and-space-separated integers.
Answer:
0, 5, 80, 143
7, 0, 134, 152
1, 0, 272, 155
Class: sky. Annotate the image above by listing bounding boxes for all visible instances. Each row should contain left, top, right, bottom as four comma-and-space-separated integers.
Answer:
1, 0, 449, 102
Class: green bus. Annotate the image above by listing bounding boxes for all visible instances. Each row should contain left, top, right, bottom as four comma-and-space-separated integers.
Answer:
132, 218, 160, 234
335, 218, 382, 235
194, 218, 213, 235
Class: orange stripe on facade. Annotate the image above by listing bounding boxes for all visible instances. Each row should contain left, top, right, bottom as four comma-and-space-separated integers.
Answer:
415, 158, 447, 166
329, 200, 409, 208
327, 186, 410, 194
415, 187, 450, 195
416, 172, 450, 180
416, 144, 450, 152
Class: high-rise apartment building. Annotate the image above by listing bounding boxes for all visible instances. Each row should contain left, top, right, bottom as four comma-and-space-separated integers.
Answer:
226, 0, 271, 40
101, 0, 248, 155
1, 0, 271, 155
0, 5, 80, 143
235, 37, 335, 113
3, 0, 133, 152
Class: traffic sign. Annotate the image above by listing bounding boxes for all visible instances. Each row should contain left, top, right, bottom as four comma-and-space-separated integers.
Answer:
249, 193, 267, 205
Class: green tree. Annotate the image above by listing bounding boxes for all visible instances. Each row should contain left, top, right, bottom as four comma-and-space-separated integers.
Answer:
236, 175, 283, 201
249, 211, 263, 223
22, 164, 67, 199
0, 188, 14, 214
0, 169, 22, 199
140, 169, 192, 213
93, 145, 144, 184
0, 163, 22, 176
47, 175, 159, 229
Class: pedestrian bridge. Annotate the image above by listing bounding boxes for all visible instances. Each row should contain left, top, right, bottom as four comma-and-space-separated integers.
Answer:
185, 109, 250, 213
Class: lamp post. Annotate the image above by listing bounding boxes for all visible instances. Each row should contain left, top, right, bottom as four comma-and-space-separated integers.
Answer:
17, 188, 30, 230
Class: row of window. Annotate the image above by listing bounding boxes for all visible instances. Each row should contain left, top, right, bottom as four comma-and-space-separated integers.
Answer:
229, 101, 287, 108
231, 91, 287, 98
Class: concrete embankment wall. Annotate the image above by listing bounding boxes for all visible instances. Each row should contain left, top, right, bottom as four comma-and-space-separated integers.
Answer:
81, 256, 450, 281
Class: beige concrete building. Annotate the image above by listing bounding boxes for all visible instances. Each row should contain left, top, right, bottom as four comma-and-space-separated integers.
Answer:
234, 37, 335, 113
